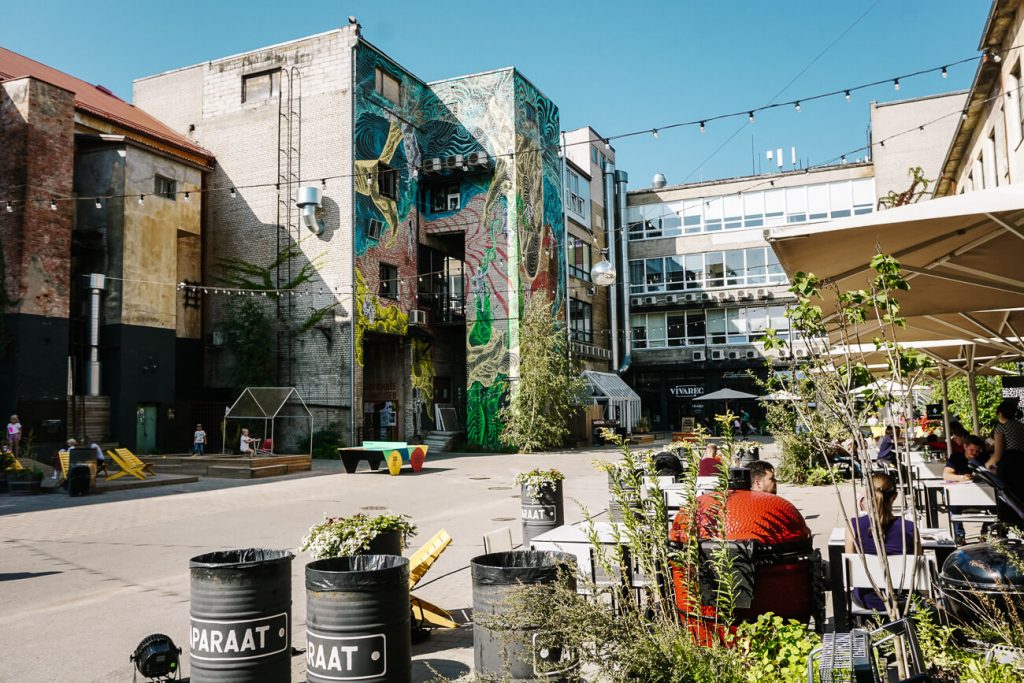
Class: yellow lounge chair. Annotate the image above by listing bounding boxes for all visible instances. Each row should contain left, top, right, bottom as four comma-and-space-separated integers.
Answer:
106, 448, 154, 480
58, 450, 70, 480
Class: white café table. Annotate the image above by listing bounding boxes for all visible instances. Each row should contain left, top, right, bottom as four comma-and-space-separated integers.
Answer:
530, 522, 628, 581
918, 479, 996, 528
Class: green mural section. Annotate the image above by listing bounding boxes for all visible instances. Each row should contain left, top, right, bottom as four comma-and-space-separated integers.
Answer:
353, 44, 563, 450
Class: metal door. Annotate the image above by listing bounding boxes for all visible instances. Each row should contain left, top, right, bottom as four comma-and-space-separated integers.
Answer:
136, 404, 157, 454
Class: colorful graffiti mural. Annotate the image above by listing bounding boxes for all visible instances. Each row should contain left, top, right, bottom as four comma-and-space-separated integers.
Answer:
353, 45, 563, 449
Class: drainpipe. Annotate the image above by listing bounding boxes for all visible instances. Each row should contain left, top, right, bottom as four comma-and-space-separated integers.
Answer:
603, 163, 618, 370
561, 132, 571, 361
86, 273, 106, 396
615, 170, 631, 373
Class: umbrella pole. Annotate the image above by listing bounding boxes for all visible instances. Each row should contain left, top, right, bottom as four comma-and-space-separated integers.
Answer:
940, 373, 952, 460
968, 371, 980, 435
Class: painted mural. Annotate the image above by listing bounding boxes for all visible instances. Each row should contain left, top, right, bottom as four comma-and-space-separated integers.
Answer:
354, 45, 563, 449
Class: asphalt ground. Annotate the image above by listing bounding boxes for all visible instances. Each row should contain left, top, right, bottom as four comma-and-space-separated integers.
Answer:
0, 438, 854, 682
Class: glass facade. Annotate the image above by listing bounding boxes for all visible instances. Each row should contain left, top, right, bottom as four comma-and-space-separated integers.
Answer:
631, 305, 793, 348
629, 247, 786, 294
627, 177, 874, 240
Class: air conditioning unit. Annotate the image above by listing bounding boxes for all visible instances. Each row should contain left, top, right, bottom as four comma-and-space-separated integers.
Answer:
710, 350, 725, 361
423, 158, 443, 173
741, 290, 755, 301
692, 349, 706, 362
728, 350, 740, 360
467, 150, 489, 166
756, 288, 769, 298
445, 154, 465, 170
745, 350, 757, 359
666, 294, 679, 304
643, 296, 657, 305
701, 292, 712, 301
684, 293, 696, 303
795, 348, 810, 359
724, 293, 737, 302
409, 309, 428, 326
631, 297, 644, 307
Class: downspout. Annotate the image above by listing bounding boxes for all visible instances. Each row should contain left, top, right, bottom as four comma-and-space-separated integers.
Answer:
86, 273, 106, 396
615, 170, 631, 373
603, 163, 619, 371
349, 34, 359, 445
561, 132, 571, 361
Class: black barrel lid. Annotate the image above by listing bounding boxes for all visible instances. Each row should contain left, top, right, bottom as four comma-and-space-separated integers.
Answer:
306, 554, 410, 590
941, 540, 1024, 586
470, 551, 576, 585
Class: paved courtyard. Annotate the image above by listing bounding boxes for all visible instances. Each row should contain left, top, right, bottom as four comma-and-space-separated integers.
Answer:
0, 439, 851, 682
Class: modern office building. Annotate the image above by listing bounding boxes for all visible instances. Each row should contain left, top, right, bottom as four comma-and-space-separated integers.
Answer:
135, 23, 566, 449
623, 163, 875, 430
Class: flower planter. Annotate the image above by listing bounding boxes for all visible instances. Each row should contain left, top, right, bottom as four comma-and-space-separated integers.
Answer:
521, 481, 564, 547
362, 529, 402, 556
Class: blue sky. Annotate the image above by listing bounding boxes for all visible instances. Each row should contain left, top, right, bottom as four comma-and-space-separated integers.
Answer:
1, 1, 991, 187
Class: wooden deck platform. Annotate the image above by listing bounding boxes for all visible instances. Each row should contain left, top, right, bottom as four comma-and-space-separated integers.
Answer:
148, 454, 312, 479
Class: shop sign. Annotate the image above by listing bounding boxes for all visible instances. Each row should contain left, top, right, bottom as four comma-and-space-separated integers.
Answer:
669, 385, 703, 398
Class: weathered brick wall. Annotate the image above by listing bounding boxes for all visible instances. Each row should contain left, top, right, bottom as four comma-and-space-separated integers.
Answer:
134, 28, 357, 441
0, 76, 75, 318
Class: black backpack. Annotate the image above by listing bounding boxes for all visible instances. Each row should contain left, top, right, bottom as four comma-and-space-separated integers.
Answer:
66, 464, 91, 496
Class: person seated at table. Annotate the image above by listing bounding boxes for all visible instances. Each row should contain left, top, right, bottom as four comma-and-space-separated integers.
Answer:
845, 472, 916, 611
876, 426, 900, 465
698, 443, 723, 476
52, 438, 76, 480
239, 428, 255, 455
747, 460, 778, 495
944, 435, 988, 482
88, 439, 109, 477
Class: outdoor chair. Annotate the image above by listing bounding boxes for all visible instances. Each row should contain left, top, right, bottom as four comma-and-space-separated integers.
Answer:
106, 448, 155, 480
943, 483, 997, 537
254, 438, 273, 456
841, 553, 936, 623
58, 450, 70, 481
482, 527, 514, 554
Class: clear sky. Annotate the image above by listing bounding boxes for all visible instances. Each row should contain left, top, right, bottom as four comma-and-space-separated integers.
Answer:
1, 1, 992, 188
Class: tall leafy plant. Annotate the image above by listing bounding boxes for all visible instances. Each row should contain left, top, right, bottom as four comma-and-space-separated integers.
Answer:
498, 294, 588, 453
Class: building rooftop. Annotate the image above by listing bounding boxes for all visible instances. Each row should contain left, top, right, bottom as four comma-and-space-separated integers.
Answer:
627, 160, 873, 196
0, 47, 213, 164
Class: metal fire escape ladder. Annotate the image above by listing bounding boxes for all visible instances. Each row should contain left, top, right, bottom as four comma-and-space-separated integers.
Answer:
275, 66, 302, 386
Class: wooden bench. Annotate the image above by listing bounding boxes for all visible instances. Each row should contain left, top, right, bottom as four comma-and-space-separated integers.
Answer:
671, 432, 699, 443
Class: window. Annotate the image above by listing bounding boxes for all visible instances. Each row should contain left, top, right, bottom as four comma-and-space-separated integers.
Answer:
725, 250, 744, 286
665, 256, 686, 291
367, 219, 384, 241
242, 70, 281, 103
706, 252, 725, 288
1014, 61, 1024, 143
684, 253, 703, 290
629, 260, 645, 295
807, 184, 828, 221
155, 175, 176, 200
631, 314, 648, 349
829, 182, 852, 218
591, 145, 599, 165
379, 263, 398, 299
566, 167, 589, 226
570, 239, 592, 281
374, 67, 402, 103
377, 165, 398, 200
570, 299, 593, 343
982, 132, 998, 188
431, 184, 460, 212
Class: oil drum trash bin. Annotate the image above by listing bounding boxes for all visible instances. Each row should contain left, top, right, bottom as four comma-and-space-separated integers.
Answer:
471, 551, 577, 681
521, 481, 564, 547
305, 554, 411, 683
189, 548, 294, 683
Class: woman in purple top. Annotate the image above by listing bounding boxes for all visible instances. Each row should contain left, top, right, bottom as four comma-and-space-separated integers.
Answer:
845, 472, 916, 611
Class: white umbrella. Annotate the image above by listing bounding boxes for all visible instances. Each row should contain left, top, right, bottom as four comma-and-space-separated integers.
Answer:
692, 388, 759, 402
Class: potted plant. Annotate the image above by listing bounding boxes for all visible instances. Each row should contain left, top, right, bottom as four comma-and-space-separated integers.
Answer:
515, 468, 566, 545
8, 466, 44, 496
301, 512, 417, 559
634, 416, 652, 434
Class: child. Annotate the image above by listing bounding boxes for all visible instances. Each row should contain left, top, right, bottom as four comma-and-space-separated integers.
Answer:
192, 424, 207, 457
7, 414, 21, 459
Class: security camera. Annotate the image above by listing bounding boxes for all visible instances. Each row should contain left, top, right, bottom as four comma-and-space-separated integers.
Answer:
296, 186, 325, 235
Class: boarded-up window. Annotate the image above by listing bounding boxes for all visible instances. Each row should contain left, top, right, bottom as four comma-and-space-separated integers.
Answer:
242, 70, 280, 103
375, 67, 402, 104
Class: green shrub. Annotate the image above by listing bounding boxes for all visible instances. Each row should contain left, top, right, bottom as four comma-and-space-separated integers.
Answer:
308, 423, 345, 458
736, 613, 820, 683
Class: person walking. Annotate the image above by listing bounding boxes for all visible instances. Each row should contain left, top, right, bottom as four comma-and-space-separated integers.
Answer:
192, 424, 207, 457
7, 414, 21, 459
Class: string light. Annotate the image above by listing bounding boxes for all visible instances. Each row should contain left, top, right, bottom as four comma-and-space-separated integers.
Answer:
138, 194, 144, 205
184, 191, 190, 201
652, 129, 659, 140
699, 121, 706, 133
893, 78, 900, 91
844, 90, 851, 101
794, 101, 801, 112
50, 199, 57, 211
941, 66, 948, 79
94, 198, 102, 209
748, 111, 755, 123
230, 187, 236, 198
5, 202, 11, 213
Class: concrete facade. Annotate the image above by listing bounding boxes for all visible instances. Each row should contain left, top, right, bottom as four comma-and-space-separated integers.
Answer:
937, 0, 1024, 195
870, 91, 968, 202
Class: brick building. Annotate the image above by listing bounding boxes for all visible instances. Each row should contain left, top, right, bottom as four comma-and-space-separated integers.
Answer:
135, 23, 566, 449
0, 47, 214, 453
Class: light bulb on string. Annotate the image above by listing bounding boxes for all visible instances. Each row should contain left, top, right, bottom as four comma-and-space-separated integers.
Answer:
230, 187, 237, 198
748, 111, 755, 123
893, 79, 900, 91
50, 199, 57, 211
941, 66, 948, 79
138, 195, 145, 205
184, 191, 190, 202
699, 121, 706, 133
5, 202, 12, 213
94, 198, 102, 210
794, 101, 801, 112
652, 129, 659, 140
844, 90, 851, 102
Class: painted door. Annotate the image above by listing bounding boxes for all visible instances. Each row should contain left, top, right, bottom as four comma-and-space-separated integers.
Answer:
136, 404, 157, 454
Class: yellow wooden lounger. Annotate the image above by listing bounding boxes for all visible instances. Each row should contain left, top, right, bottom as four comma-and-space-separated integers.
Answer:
106, 448, 154, 480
